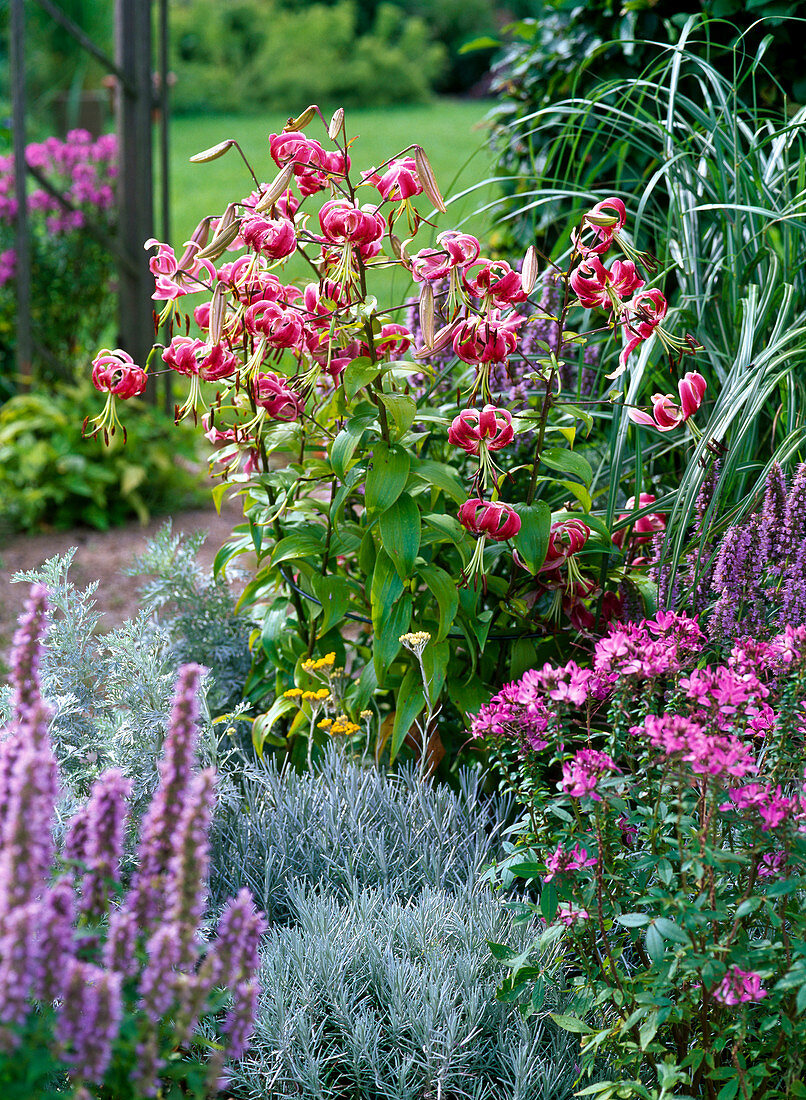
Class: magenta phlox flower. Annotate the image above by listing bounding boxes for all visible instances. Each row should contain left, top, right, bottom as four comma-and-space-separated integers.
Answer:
561, 749, 618, 800
746, 702, 776, 739
771, 624, 806, 666
544, 842, 597, 882
713, 966, 767, 1005
758, 850, 787, 878
679, 665, 768, 717
469, 684, 550, 751
617, 815, 639, 847
555, 902, 591, 927
728, 637, 776, 680
594, 620, 685, 678
636, 714, 756, 779
544, 661, 595, 707
756, 786, 792, 830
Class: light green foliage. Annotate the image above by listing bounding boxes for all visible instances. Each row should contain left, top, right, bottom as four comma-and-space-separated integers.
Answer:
0, 387, 205, 535
169, 0, 445, 114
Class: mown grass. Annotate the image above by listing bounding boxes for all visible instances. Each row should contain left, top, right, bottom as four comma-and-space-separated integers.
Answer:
162, 100, 498, 308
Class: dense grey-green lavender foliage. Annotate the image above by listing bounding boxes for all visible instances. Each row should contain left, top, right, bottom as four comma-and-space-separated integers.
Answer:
210, 746, 512, 920
215, 747, 580, 1100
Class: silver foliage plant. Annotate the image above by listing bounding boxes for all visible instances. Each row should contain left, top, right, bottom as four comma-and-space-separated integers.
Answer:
4, 530, 251, 809
214, 747, 582, 1099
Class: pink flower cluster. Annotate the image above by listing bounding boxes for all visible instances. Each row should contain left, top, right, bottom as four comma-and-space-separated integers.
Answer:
594, 610, 704, 678
0, 131, 117, 235
544, 842, 597, 881
561, 748, 618, 800
712, 966, 767, 1005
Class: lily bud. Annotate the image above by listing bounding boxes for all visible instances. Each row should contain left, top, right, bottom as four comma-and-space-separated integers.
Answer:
328, 107, 345, 141
419, 282, 435, 347
189, 139, 235, 163
208, 282, 228, 346
255, 164, 295, 213
412, 146, 446, 213
175, 217, 212, 272
283, 105, 317, 132
195, 203, 241, 261
521, 245, 539, 294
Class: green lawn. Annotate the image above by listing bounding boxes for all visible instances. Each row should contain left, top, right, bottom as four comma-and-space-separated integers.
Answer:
163, 100, 500, 307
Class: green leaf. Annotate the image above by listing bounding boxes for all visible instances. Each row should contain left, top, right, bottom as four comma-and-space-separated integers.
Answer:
412, 459, 467, 504
512, 501, 551, 573
252, 696, 297, 756
549, 1013, 594, 1035
717, 1080, 739, 1100
508, 861, 543, 879
271, 530, 326, 566
377, 392, 417, 436
653, 917, 690, 945
615, 913, 650, 928
372, 593, 412, 686
488, 941, 517, 962
459, 34, 501, 52
365, 442, 410, 513
390, 666, 426, 762
310, 574, 352, 637
330, 426, 364, 480
370, 549, 404, 613
379, 494, 421, 579
540, 881, 558, 922
796, 982, 806, 1015
645, 924, 665, 963
343, 356, 380, 402
639, 1014, 659, 1050
418, 563, 459, 642
540, 447, 593, 487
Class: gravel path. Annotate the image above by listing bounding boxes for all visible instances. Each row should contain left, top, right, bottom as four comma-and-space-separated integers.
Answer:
0, 487, 248, 659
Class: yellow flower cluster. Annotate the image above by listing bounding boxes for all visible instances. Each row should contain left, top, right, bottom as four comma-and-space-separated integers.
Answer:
283, 687, 331, 703
318, 714, 360, 737
399, 630, 431, 653
302, 652, 336, 673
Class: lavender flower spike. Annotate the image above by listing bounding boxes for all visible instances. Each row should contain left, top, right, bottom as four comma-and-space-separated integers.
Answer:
78, 769, 133, 919
164, 767, 217, 964
759, 461, 787, 570
128, 663, 206, 928
8, 583, 49, 728
56, 960, 123, 1084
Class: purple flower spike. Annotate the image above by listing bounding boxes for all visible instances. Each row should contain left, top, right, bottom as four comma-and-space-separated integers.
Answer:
8, 583, 49, 728
210, 888, 268, 988
222, 979, 261, 1060
35, 877, 75, 1002
128, 663, 206, 928
78, 769, 133, 919
57, 961, 123, 1084
165, 767, 217, 964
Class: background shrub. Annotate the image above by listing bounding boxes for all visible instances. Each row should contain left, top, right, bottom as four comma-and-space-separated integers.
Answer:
168, 0, 445, 113
0, 387, 205, 535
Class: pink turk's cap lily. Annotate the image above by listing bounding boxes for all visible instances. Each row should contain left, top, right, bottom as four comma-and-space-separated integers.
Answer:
628, 372, 707, 432
458, 499, 521, 541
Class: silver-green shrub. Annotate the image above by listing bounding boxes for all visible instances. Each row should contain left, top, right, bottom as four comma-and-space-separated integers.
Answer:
214, 747, 581, 1099
230, 886, 577, 1100
210, 745, 510, 920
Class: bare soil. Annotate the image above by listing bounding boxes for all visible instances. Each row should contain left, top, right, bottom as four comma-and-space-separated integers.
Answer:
0, 486, 248, 661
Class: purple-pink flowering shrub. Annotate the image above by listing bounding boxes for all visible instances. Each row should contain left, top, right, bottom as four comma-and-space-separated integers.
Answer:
0, 585, 266, 1098
474, 609, 806, 1099
0, 131, 117, 389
